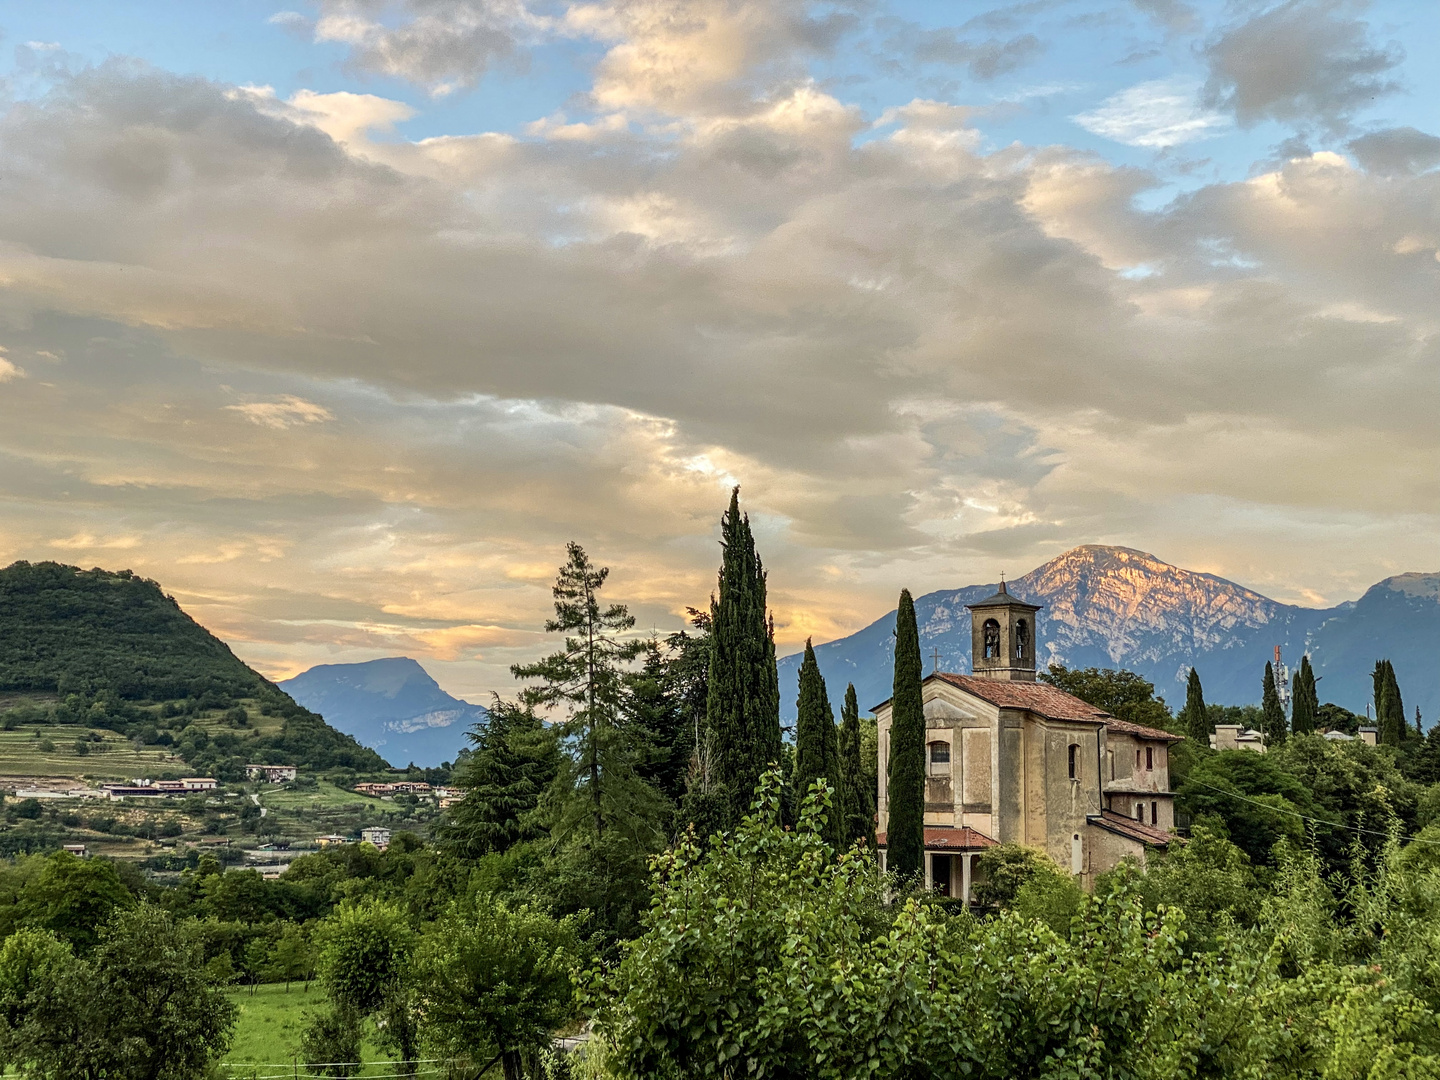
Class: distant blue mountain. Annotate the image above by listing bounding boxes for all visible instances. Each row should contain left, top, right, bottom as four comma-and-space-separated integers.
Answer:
280, 657, 486, 768
779, 546, 1439, 728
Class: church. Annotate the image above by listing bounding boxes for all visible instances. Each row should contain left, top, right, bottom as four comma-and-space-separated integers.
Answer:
873, 582, 1180, 898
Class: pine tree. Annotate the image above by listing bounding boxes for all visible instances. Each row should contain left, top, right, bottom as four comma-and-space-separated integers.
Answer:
439, 699, 559, 858
705, 488, 782, 827
1290, 655, 1318, 735
793, 639, 842, 847
510, 542, 648, 839
838, 683, 875, 848
1180, 667, 1209, 743
1261, 661, 1286, 747
886, 589, 926, 880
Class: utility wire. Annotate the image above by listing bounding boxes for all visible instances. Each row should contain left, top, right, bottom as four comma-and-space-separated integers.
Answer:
1187, 779, 1440, 847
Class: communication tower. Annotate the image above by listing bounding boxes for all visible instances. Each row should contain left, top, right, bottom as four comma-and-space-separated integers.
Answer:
1273, 645, 1290, 716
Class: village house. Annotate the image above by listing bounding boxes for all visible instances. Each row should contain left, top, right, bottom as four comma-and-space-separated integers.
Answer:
875, 582, 1181, 898
246, 764, 298, 783
360, 826, 392, 849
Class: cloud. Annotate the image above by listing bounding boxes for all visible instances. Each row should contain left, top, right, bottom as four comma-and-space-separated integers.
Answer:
885, 22, 1044, 81
1348, 127, 1440, 177
1129, 0, 1198, 35
0, 50, 1436, 698
225, 397, 336, 428
306, 0, 542, 96
0, 350, 23, 383
1073, 79, 1229, 147
1202, 0, 1403, 134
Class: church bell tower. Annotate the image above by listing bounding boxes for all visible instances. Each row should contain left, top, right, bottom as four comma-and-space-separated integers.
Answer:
966, 579, 1041, 682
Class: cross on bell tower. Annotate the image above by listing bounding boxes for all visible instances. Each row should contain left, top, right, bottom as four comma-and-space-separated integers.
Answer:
965, 577, 1042, 682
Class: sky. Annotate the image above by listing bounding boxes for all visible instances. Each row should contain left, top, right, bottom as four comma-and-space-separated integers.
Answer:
0, 0, 1435, 703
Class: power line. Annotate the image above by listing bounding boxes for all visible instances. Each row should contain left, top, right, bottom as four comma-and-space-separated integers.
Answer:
1187, 779, 1440, 847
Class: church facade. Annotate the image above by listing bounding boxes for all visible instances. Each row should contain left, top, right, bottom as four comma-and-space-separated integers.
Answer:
874, 583, 1180, 898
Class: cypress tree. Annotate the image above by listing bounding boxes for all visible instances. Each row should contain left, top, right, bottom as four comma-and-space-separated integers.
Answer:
887, 588, 926, 880
1377, 659, 1405, 746
706, 488, 782, 826
1180, 667, 1209, 743
1290, 655, 1317, 735
793, 639, 842, 847
838, 683, 874, 848
1261, 661, 1286, 747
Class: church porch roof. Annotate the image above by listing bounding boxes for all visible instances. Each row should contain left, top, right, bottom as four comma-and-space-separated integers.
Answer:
876, 826, 998, 851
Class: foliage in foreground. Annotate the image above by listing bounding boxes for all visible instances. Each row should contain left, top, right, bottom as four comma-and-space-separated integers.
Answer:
584, 772, 1440, 1080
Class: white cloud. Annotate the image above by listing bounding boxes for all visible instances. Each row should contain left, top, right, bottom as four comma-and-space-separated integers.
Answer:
0, 350, 23, 383
1073, 79, 1230, 148
225, 397, 336, 429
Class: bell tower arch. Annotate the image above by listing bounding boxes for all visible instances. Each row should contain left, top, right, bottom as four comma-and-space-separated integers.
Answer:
966, 579, 1042, 682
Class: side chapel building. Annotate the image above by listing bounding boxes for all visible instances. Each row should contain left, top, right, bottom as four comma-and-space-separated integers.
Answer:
875, 582, 1180, 898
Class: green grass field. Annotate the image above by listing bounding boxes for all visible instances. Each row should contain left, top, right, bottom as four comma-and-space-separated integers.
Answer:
223, 983, 399, 1078
256, 781, 382, 813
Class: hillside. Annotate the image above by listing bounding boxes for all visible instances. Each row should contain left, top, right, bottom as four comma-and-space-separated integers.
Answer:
0, 561, 387, 777
281, 657, 486, 768
779, 547, 1439, 724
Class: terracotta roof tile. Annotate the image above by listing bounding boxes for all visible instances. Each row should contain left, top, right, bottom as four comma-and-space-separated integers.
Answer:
876, 826, 998, 850
918, 673, 1184, 741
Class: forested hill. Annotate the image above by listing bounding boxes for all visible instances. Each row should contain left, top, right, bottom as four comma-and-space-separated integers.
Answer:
0, 561, 386, 773
0, 561, 268, 700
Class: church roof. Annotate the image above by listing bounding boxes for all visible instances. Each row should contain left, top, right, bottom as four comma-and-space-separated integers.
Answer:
925, 673, 1183, 742
876, 826, 998, 851
964, 579, 1042, 611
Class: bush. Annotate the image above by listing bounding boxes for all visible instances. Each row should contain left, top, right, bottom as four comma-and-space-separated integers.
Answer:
300, 1006, 363, 1078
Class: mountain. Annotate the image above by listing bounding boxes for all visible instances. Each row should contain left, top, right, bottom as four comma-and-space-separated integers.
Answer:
280, 657, 486, 768
779, 547, 1440, 726
0, 560, 387, 772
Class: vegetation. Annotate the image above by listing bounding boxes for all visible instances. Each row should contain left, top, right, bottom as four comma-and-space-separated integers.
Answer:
1291, 654, 1318, 735
1262, 660, 1287, 746
705, 488, 781, 830
6, 497, 1440, 1078
886, 588, 925, 880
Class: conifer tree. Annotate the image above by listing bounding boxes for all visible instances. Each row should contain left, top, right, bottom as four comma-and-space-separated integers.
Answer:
1180, 667, 1209, 743
440, 699, 559, 858
1375, 659, 1405, 746
705, 488, 782, 827
1290, 655, 1318, 735
886, 589, 925, 880
1260, 661, 1286, 747
510, 542, 648, 839
793, 640, 842, 847
838, 683, 875, 848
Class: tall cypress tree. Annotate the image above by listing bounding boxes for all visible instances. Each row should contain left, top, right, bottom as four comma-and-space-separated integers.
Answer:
1261, 661, 1286, 747
706, 488, 782, 827
793, 639, 842, 847
1377, 659, 1405, 746
887, 589, 925, 880
1291, 655, 1318, 735
838, 683, 874, 848
1180, 667, 1209, 743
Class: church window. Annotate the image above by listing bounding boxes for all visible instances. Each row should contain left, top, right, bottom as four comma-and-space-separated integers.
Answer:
1014, 619, 1029, 660
1151, 801, 1158, 826
928, 741, 950, 776
982, 619, 1001, 660
1067, 743, 1079, 780
1146, 746, 1154, 771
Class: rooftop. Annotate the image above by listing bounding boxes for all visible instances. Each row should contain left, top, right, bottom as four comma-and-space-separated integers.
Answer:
876, 826, 998, 851
1088, 809, 1177, 848
964, 578, 1042, 611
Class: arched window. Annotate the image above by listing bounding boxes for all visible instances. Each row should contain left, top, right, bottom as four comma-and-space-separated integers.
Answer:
1067, 743, 1079, 780
982, 619, 1001, 659
1014, 619, 1029, 660
928, 741, 950, 777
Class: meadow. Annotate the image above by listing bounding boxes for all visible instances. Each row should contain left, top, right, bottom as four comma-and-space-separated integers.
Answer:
223, 983, 399, 1079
